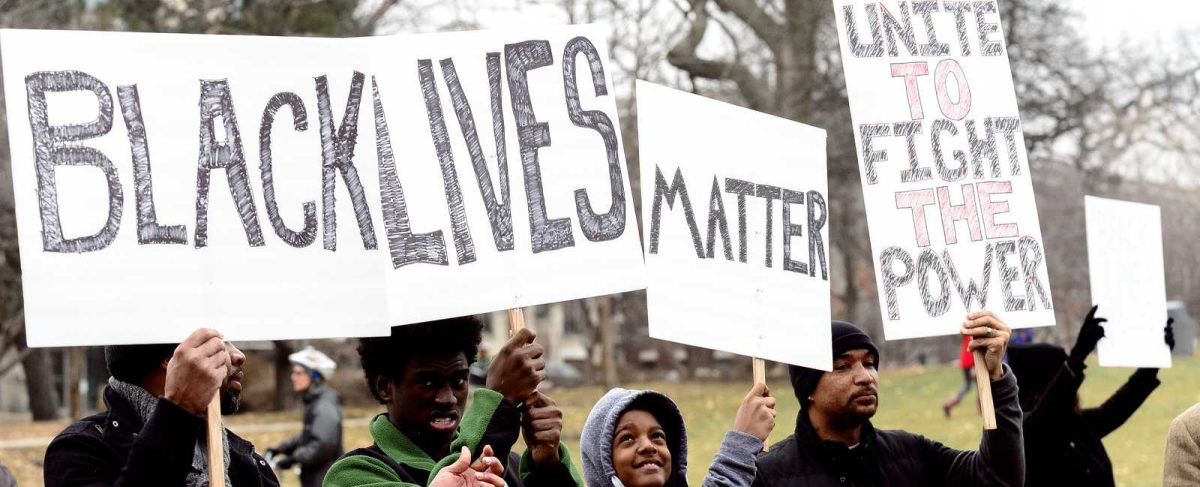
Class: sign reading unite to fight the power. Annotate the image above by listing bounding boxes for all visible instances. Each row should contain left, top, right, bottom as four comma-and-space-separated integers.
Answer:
833, 0, 1055, 339
1, 26, 646, 346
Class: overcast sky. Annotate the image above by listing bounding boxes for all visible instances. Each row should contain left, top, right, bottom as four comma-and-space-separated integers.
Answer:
1067, 0, 1198, 48
398, 1, 1199, 48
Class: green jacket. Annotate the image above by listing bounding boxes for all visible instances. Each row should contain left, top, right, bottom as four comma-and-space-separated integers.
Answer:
323, 388, 583, 487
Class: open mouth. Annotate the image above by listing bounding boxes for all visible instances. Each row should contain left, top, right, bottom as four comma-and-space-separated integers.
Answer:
634, 458, 664, 471
429, 412, 460, 432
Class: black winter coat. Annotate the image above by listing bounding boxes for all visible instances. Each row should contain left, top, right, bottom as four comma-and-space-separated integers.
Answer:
1022, 363, 1160, 487
44, 386, 279, 487
274, 383, 343, 487
753, 367, 1025, 487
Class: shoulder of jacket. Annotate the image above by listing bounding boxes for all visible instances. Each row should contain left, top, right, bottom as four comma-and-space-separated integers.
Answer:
873, 428, 933, 450
1171, 404, 1200, 432
45, 416, 115, 465
1179, 403, 1200, 422
52, 413, 110, 442
756, 435, 799, 467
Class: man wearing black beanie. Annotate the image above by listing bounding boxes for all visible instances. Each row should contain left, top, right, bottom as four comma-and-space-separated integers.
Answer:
43, 328, 280, 487
753, 312, 1025, 487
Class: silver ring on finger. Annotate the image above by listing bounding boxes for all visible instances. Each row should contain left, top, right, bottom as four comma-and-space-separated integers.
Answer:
986, 326, 994, 337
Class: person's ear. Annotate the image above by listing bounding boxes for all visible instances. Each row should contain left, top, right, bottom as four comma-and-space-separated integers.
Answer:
375, 376, 394, 402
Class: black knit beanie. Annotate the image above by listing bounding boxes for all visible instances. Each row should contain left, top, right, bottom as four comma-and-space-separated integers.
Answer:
789, 320, 880, 409
104, 343, 176, 384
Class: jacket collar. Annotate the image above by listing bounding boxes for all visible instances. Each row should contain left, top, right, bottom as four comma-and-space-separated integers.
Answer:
99, 386, 148, 449
302, 382, 329, 404
100, 384, 259, 457
368, 413, 441, 473
796, 408, 881, 485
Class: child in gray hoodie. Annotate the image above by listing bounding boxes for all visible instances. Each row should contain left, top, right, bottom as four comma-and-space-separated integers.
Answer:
581, 383, 775, 487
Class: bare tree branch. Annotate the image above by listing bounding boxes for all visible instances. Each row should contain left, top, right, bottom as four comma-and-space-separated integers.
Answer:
360, 0, 401, 34
0, 346, 30, 378
666, 0, 772, 110
710, 0, 782, 52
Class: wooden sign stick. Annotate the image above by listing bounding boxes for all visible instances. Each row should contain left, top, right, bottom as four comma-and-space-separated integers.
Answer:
507, 308, 526, 334
973, 350, 997, 430
207, 394, 225, 487
752, 357, 766, 385
752, 357, 768, 451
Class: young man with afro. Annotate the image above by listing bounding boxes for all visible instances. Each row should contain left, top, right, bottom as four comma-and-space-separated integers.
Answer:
323, 315, 583, 486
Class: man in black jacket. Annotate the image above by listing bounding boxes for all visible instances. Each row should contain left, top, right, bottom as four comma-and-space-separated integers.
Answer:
754, 312, 1024, 487
1009, 305, 1171, 487
268, 347, 343, 487
44, 328, 279, 487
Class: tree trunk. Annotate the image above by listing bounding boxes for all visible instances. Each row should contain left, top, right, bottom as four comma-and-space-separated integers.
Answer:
87, 346, 108, 410
272, 340, 295, 411
18, 336, 59, 420
67, 347, 85, 419
599, 296, 618, 389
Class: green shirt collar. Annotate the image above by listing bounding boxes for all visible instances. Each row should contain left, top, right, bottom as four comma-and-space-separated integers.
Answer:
368, 413, 439, 471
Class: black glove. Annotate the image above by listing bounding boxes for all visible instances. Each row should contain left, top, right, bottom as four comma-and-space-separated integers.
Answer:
1166, 317, 1176, 352
1070, 305, 1106, 368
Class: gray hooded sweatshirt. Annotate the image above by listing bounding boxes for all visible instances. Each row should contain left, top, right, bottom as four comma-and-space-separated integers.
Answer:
581, 388, 764, 487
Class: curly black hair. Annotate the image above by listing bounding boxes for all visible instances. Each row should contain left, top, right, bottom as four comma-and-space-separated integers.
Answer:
358, 315, 485, 404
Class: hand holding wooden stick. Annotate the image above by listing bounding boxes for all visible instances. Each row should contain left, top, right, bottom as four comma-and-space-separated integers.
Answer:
961, 311, 1012, 430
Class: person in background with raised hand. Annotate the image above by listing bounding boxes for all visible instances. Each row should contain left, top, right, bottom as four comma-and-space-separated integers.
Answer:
1010, 304, 1172, 487
267, 347, 343, 487
754, 315, 1024, 486
581, 381, 776, 487
44, 327, 279, 487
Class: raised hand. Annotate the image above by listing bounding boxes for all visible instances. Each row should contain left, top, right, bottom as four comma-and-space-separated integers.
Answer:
962, 311, 1012, 380
485, 328, 546, 403
522, 391, 564, 466
733, 382, 776, 442
1070, 305, 1106, 367
164, 328, 229, 416
1166, 317, 1176, 352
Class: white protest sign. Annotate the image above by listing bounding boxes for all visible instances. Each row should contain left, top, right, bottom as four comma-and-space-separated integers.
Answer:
369, 25, 645, 324
833, 0, 1055, 339
1, 25, 646, 347
1086, 196, 1170, 368
637, 81, 831, 370
1, 30, 387, 347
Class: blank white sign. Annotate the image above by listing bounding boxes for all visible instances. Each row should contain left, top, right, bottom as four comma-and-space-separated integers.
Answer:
1086, 196, 1170, 368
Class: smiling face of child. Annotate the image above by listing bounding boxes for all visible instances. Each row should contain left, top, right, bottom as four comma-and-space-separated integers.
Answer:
611, 408, 672, 487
